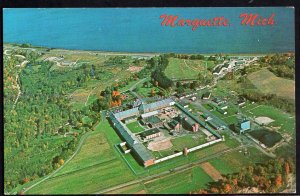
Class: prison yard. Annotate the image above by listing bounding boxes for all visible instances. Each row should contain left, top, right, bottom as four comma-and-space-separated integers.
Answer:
4, 44, 296, 194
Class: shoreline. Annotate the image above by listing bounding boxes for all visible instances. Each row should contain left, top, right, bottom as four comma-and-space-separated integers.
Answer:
3, 42, 295, 56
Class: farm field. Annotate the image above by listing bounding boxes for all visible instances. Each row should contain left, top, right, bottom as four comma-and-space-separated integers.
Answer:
106, 183, 146, 194
144, 166, 213, 194
247, 68, 295, 100
126, 121, 145, 133
165, 58, 215, 80
208, 146, 271, 175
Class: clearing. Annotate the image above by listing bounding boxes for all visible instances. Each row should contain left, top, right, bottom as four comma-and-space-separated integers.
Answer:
247, 69, 295, 100
165, 58, 215, 80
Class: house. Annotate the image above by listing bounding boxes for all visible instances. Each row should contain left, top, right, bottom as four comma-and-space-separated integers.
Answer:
202, 92, 211, 100
219, 103, 228, 110
212, 97, 226, 105
140, 128, 161, 140
237, 97, 246, 106
190, 96, 196, 101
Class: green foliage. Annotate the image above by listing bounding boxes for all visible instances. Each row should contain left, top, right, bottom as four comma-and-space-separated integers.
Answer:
4, 49, 96, 192
201, 157, 295, 193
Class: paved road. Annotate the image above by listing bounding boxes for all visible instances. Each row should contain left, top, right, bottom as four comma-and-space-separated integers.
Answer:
95, 144, 248, 194
126, 77, 148, 102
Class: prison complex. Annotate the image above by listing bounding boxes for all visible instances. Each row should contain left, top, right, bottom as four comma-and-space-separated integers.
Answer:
109, 98, 222, 167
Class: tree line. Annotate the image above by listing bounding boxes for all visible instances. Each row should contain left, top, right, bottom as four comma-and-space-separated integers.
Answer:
193, 157, 295, 194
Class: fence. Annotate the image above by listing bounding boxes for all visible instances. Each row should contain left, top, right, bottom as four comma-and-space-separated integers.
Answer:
154, 151, 183, 164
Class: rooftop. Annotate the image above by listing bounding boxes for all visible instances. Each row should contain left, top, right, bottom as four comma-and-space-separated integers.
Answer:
140, 128, 160, 138
144, 115, 162, 124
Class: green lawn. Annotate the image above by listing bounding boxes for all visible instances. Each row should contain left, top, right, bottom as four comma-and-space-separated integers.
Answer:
135, 83, 161, 98
171, 134, 207, 149
126, 121, 144, 133
244, 104, 295, 136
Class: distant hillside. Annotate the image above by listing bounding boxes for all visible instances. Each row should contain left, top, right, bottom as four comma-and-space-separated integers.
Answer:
247, 69, 295, 100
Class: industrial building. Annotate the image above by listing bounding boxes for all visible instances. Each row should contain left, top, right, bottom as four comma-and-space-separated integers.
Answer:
229, 119, 251, 134
109, 112, 155, 167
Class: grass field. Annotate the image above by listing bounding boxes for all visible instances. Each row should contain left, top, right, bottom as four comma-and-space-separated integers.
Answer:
134, 82, 162, 98
165, 58, 215, 80
241, 104, 295, 136
208, 146, 271, 176
247, 68, 295, 100
106, 183, 146, 194
27, 121, 136, 194
126, 121, 144, 133
171, 134, 207, 150
144, 166, 213, 194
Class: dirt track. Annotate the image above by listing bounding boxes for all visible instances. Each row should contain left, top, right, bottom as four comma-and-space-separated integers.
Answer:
147, 138, 173, 151
200, 162, 223, 181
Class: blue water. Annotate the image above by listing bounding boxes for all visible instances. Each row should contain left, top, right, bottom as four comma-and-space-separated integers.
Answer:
4, 8, 295, 53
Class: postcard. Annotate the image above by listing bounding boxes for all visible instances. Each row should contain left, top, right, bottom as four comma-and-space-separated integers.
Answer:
3, 7, 296, 194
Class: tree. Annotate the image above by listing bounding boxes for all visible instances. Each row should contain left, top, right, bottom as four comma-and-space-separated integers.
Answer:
284, 162, 290, 183
223, 184, 232, 193
22, 177, 30, 184
275, 174, 282, 188
58, 159, 64, 165
150, 89, 155, 97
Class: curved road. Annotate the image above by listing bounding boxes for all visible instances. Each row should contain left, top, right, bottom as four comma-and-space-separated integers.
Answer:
22, 128, 97, 194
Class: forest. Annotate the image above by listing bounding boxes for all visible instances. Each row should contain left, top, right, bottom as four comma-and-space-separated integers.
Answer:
4, 49, 108, 191
193, 157, 295, 194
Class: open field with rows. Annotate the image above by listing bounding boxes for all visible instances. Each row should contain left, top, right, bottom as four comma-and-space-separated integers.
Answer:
165, 58, 215, 80
247, 68, 295, 100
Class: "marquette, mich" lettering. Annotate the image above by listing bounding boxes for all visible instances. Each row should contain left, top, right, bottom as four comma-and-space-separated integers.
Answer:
160, 14, 229, 31
160, 13, 276, 30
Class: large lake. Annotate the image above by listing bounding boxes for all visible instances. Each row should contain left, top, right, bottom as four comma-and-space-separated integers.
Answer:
3, 8, 295, 53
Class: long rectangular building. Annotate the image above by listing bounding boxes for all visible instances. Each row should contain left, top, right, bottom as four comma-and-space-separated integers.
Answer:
109, 112, 155, 167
